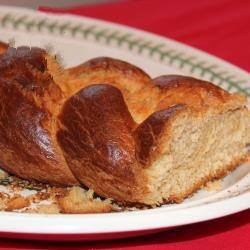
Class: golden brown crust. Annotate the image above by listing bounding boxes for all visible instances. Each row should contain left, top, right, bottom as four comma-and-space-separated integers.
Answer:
0, 42, 8, 55
66, 56, 152, 98
66, 57, 158, 122
0, 47, 78, 185
153, 75, 247, 110
68, 56, 151, 88
134, 104, 186, 165
58, 84, 148, 202
0, 46, 62, 106
4, 46, 47, 72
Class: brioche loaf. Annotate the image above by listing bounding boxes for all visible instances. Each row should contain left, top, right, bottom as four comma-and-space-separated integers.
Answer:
0, 44, 249, 205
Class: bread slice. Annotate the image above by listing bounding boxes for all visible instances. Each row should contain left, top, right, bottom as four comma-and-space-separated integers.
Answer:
136, 103, 249, 204
58, 81, 249, 205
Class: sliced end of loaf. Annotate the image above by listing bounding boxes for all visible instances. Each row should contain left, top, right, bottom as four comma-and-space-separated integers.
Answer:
142, 107, 250, 205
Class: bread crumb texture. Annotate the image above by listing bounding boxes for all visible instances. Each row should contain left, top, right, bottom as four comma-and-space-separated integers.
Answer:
204, 180, 222, 191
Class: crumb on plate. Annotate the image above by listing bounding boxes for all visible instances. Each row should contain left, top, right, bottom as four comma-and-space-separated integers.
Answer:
204, 179, 222, 191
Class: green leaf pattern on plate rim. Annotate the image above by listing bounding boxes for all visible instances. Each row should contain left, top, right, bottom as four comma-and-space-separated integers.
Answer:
0, 11, 249, 97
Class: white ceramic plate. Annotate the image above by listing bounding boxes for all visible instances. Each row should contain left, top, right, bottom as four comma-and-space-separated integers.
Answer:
0, 6, 249, 241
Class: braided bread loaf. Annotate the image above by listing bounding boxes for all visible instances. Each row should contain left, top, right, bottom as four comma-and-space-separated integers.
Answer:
0, 43, 249, 205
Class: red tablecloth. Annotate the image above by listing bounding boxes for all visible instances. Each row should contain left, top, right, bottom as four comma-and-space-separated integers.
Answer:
1, 0, 249, 249
0, 210, 249, 249
40, 0, 250, 72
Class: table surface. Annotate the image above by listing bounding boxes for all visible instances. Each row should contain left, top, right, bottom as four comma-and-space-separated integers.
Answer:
0, 210, 249, 249
0, 0, 250, 249
41, 0, 250, 72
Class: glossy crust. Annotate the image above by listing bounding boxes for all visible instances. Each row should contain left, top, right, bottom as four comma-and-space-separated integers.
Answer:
134, 104, 186, 165
58, 84, 148, 202
0, 47, 248, 205
68, 56, 151, 91
0, 42, 8, 55
67, 57, 159, 122
153, 75, 246, 111
0, 47, 78, 185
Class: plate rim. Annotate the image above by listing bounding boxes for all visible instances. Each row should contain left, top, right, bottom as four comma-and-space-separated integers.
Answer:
0, 6, 249, 96
0, 191, 249, 234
